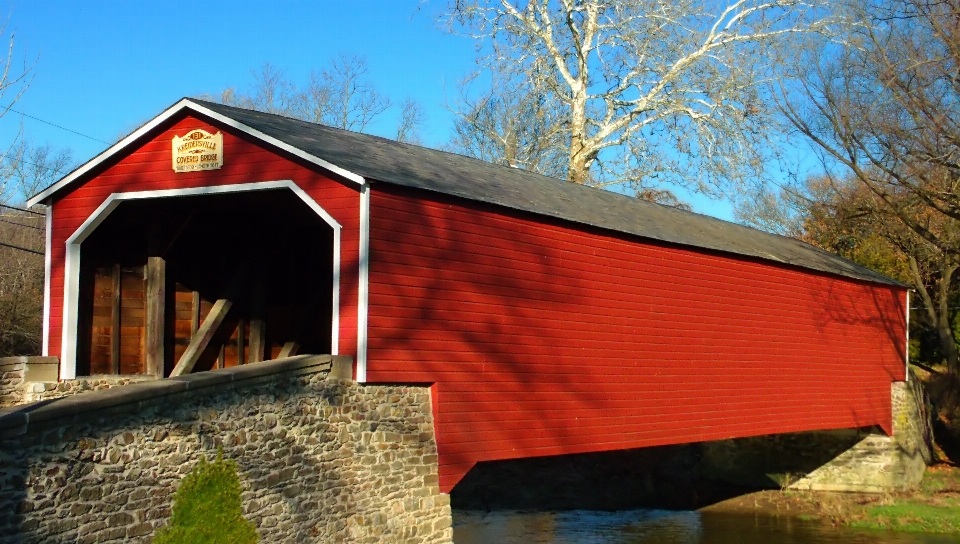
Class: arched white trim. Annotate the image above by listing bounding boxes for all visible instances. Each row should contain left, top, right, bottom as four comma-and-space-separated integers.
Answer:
59, 180, 342, 380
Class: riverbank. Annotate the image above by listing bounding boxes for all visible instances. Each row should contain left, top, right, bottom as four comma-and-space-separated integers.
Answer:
701, 464, 960, 533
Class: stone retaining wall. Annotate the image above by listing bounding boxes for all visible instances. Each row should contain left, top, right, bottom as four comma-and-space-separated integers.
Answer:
20, 375, 158, 404
0, 357, 60, 408
0, 355, 452, 543
1, 357, 153, 408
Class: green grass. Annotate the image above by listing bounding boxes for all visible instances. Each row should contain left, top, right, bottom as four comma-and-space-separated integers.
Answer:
850, 499, 960, 534
153, 450, 259, 544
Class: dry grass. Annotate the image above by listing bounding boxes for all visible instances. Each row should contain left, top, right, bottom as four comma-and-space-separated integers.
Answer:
0, 212, 44, 356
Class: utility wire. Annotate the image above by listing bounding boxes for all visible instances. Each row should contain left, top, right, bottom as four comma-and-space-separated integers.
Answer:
2, 106, 109, 144
0, 240, 42, 255
0, 217, 42, 230
0, 203, 43, 215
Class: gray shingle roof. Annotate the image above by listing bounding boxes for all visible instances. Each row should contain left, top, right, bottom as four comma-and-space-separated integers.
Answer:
84, 99, 894, 287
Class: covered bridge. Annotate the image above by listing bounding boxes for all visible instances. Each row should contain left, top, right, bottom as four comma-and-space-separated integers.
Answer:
28, 99, 908, 492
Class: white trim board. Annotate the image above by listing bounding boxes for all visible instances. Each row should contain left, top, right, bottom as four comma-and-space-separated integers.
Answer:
356, 183, 371, 382
58, 180, 344, 380
27, 99, 365, 207
42, 207, 52, 358
905, 290, 911, 382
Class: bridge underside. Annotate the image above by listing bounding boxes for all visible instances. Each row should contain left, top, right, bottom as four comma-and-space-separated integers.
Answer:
450, 377, 931, 501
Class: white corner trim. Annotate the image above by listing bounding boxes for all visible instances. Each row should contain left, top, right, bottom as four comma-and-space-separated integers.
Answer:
356, 183, 371, 383
60, 180, 344, 379
905, 290, 911, 382
42, 207, 52, 358
27, 98, 364, 207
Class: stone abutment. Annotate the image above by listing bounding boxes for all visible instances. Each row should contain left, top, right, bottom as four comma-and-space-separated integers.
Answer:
0, 355, 452, 543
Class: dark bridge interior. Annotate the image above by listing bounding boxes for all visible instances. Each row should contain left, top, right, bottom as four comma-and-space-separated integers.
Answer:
76, 189, 334, 377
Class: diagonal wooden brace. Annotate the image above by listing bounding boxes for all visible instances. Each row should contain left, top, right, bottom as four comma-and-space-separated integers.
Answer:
170, 299, 233, 377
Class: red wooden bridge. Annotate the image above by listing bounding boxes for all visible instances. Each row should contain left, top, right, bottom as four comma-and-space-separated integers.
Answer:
29, 99, 908, 492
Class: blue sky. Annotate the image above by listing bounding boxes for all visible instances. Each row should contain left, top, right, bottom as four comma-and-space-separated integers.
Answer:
2, 0, 733, 219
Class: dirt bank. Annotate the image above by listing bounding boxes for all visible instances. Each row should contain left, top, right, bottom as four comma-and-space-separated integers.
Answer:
702, 464, 960, 533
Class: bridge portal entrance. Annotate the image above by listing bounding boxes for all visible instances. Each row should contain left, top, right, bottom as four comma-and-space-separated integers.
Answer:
75, 188, 336, 377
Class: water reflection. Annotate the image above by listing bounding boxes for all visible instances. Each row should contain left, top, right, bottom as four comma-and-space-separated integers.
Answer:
454, 510, 960, 544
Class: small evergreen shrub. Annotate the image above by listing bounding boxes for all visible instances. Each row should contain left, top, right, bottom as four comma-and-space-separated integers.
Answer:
153, 450, 258, 544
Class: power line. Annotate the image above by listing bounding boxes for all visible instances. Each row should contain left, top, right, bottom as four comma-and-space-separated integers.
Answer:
0, 240, 42, 255
2, 106, 109, 144
0, 203, 43, 216
0, 217, 42, 230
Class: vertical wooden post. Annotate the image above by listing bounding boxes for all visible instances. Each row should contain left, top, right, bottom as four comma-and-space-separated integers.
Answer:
248, 319, 265, 364
110, 264, 121, 375
236, 319, 246, 366
190, 291, 201, 335
144, 256, 166, 378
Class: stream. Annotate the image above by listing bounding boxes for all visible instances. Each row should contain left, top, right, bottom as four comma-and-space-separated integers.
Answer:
453, 509, 960, 543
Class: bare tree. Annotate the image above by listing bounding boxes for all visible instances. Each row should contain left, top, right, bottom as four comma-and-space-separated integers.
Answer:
203, 56, 400, 136
239, 63, 299, 116
0, 211, 43, 356
767, 0, 960, 375
201, 63, 301, 117
0, 140, 73, 205
396, 98, 426, 144
445, 0, 834, 197
0, 19, 48, 357
0, 20, 32, 122
314, 54, 391, 132
446, 71, 567, 178
777, 0, 960, 258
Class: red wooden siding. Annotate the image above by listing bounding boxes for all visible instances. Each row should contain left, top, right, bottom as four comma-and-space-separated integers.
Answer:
364, 184, 908, 492
47, 114, 361, 366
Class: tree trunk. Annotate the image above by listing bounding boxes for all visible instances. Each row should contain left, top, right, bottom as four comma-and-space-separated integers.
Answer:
938, 263, 960, 376
567, 87, 591, 185
936, 317, 960, 376
909, 257, 960, 376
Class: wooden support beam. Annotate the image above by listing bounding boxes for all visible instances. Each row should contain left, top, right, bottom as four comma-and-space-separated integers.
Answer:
248, 319, 265, 364
190, 291, 200, 335
110, 264, 121, 375
144, 257, 166, 378
170, 299, 233, 377
236, 319, 245, 366
277, 341, 299, 359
